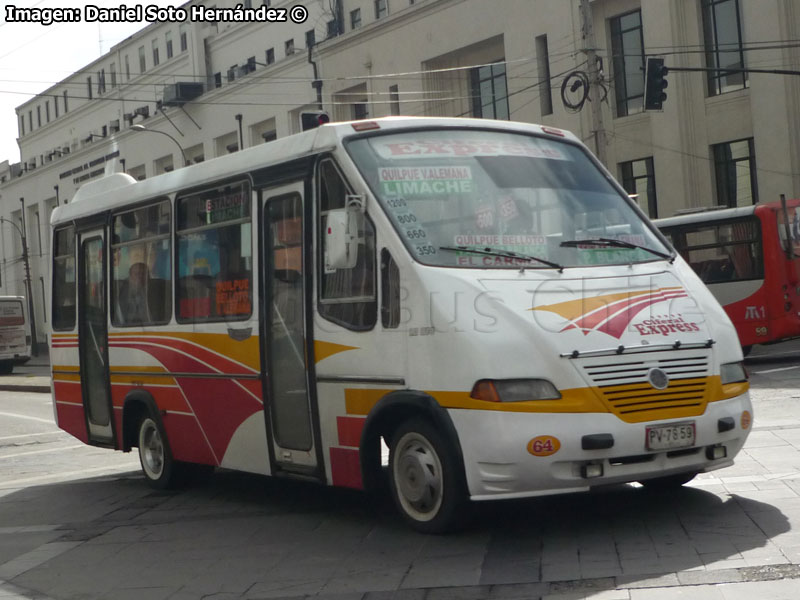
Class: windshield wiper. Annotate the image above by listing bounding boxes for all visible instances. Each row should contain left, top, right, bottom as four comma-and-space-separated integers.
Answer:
559, 237, 674, 262
439, 245, 564, 272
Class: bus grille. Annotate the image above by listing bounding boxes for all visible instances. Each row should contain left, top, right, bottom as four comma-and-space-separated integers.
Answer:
579, 354, 710, 423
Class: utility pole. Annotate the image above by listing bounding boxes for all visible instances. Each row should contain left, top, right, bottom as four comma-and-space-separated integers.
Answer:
19, 199, 37, 357
579, 0, 607, 166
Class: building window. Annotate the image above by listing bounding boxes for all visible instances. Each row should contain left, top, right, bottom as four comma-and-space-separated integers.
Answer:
86, 77, 92, 100
702, 0, 747, 96
712, 138, 757, 207
266, 48, 275, 64
375, 0, 387, 19
610, 10, 645, 117
20, 115, 24, 136
535, 34, 553, 116
305, 29, 315, 48
214, 73, 222, 88
98, 69, 106, 94
45, 100, 50, 123
179, 24, 188, 52
37, 106, 41, 127
471, 61, 509, 120
326, 19, 337, 38
63, 91, 68, 113
54, 94, 59, 118
125, 55, 131, 80
389, 84, 400, 115
285, 39, 295, 56
351, 8, 361, 29
28, 111, 32, 132
152, 40, 160, 66
166, 31, 173, 59
110, 63, 117, 87
620, 157, 658, 218
139, 46, 146, 73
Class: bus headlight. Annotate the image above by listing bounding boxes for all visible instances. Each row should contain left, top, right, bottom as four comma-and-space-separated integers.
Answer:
721, 361, 748, 384
470, 379, 561, 402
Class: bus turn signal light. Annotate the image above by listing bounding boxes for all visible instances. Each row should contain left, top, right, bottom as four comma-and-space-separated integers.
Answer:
470, 379, 561, 402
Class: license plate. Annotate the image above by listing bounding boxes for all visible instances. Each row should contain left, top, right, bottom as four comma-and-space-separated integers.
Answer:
646, 422, 696, 451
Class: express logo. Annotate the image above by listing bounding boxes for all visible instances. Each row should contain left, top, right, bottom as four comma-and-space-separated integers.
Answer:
531, 287, 692, 339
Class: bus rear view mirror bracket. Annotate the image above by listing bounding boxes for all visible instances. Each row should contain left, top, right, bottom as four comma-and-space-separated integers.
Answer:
325, 195, 365, 270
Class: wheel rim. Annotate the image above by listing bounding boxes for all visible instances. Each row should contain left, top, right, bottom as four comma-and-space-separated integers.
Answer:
393, 431, 443, 521
139, 418, 164, 480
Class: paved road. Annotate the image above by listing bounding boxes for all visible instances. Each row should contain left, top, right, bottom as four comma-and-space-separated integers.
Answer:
1, 343, 800, 599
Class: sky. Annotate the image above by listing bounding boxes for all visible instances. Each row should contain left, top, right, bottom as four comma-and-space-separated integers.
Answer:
0, 0, 178, 164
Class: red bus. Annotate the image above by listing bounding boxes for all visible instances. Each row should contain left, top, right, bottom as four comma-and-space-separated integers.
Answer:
655, 198, 800, 352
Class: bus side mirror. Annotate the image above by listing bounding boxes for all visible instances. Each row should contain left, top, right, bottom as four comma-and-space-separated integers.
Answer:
324, 195, 365, 270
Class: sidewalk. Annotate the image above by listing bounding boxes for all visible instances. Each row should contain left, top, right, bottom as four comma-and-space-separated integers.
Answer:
0, 348, 51, 393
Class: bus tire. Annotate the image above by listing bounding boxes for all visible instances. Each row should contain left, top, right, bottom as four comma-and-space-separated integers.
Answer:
388, 418, 466, 534
639, 471, 697, 490
137, 412, 179, 490
0, 361, 13, 375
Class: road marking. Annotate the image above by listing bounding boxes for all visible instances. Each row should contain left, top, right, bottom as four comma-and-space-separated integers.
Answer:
0, 411, 54, 424
751, 366, 800, 374
0, 465, 139, 489
0, 431, 60, 442
0, 444, 84, 459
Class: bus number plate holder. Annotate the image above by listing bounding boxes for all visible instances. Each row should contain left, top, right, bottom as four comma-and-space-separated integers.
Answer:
645, 422, 696, 451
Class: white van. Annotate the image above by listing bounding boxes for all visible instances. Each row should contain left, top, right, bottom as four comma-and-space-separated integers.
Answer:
0, 296, 32, 374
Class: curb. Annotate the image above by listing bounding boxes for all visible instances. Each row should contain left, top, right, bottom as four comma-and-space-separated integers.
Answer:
0, 384, 51, 393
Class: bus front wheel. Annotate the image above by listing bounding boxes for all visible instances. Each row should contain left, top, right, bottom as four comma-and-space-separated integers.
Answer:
137, 414, 178, 489
388, 418, 466, 533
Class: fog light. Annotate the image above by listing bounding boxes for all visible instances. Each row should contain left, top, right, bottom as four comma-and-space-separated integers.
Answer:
706, 445, 727, 460
581, 463, 604, 479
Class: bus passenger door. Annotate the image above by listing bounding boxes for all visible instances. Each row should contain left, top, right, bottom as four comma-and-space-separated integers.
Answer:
77, 228, 114, 444
262, 183, 319, 473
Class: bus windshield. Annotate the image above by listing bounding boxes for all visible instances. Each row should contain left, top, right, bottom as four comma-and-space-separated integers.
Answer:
346, 129, 670, 268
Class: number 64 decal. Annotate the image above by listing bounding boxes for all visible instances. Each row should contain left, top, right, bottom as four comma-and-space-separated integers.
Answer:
527, 435, 561, 457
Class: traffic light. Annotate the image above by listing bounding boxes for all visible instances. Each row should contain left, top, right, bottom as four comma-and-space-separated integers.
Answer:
644, 57, 668, 110
300, 111, 330, 131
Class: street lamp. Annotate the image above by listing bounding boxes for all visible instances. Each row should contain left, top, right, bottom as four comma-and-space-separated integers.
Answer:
130, 124, 189, 166
0, 206, 37, 357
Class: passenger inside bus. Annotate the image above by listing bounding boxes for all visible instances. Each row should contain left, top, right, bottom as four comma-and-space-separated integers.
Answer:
117, 262, 166, 324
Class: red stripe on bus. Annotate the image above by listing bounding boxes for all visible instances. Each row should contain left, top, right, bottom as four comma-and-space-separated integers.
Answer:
336, 416, 365, 448
329, 447, 363, 490
55, 401, 88, 444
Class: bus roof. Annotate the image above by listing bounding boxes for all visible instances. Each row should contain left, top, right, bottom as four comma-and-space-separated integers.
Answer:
51, 117, 579, 227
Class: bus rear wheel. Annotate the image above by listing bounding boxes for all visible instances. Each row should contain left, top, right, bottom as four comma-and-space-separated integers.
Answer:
388, 418, 466, 534
137, 414, 178, 489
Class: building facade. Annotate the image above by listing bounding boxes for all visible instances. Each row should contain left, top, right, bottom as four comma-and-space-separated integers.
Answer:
2, 0, 799, 349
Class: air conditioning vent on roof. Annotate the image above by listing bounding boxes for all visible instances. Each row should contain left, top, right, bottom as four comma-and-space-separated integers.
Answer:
162, 82, 204, 106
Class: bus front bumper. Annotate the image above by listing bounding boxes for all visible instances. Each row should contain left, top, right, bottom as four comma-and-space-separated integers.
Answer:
449, 393, 752, 501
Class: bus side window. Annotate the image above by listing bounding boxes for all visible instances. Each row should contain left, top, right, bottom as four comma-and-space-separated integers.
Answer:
52, 226, 76, 331
381, 248, 400, 329
111, 200, 172, 327
176, 181, 252, 323
317, 159, 376, 331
